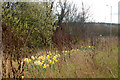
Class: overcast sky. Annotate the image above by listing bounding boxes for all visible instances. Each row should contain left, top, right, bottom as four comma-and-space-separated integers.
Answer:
68, 0, 119, 23
1, 0, 119, 23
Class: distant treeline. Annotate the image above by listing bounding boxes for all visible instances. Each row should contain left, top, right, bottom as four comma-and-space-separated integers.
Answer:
65, 22, 118, 38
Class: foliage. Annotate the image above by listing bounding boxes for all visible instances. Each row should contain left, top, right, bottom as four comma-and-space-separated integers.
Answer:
2, 2, 58, 54
2, 2, 58, 78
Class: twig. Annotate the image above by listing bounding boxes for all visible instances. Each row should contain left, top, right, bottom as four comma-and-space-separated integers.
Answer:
106, 67, 115, 78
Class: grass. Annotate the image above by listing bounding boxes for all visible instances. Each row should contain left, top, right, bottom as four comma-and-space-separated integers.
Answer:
93, 37, 118, 78
2, 37, 118, 78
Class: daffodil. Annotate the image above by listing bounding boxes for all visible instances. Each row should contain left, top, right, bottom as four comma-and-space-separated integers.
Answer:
35, 56, 37, 59
40, 56, 44, 60
62, 51, 65, 53
76, 49, 79, 51
43, 64, 47, 68
34, 60, 38, 65
56, 50, 58, 53
55, 59, 58, 62
41, 56, 43, 59
42, 57, 46, 60
42, 60, 44, 64
24, 58, 29, 62
53, 56, 56, 61
55, 55, 58, 57
47, 64, 49, 67
71, 49, 74, 52
47, 51, 51, 54
27, 59, 31, 63
29, 59, 31, 61
37, 61, 41, 65
88, 46, 91, 48
81, 46, 83, 48
39, 62, 43, 66
49, 60, 52, 64
68, 50, 70, 53
38, 56, 41, 60
64, 54, 67, 56
31, 56, 35, 60
22, 76, 24, 79
21, 61, 23, 65
47, 55, 50, 60
65, 51, 68, 53
58, 54, 60, 57
52, 61, 55, 64
49, 53, 52, 55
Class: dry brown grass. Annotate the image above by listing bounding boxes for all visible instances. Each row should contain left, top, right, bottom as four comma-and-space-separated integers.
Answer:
2, 37, 118, 78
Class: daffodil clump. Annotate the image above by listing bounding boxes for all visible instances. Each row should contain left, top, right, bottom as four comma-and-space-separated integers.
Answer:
80, 46, 94, 50
71, 49, 80, 52
69, 46, 94, 53
21, 53, 61, 69
61, 46, 95, 56
62, 50, 70, 56
20, 48, 95, 78
23, 58, 31, 64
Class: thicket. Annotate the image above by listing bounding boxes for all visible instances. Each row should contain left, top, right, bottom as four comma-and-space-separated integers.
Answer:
2, 2, 58, 56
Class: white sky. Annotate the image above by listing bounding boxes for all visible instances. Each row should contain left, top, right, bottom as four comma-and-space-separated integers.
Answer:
69, 0, 119, 23
1, 0, 119, 23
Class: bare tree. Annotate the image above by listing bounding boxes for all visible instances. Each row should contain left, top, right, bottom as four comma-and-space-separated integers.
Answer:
55, 0, 70, 25
52, 0, 92, 48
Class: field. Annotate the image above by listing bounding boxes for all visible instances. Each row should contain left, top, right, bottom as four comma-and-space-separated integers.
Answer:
1, 2, 118, 79
2, 37, 118, 78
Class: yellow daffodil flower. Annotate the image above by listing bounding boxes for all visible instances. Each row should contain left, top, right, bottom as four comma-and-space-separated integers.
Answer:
49, 53, 52, 55
47, 64, 49, 67
49, 60, 52, 64
64, 54, 67, 56
38, 56, 41, 60
53, 56, 56, 61
58, 54, 60, 57
65, 51, 68, 53
34, 60, 38, 65
47, 55, 50, 59
56, 50, 58, 53
31, 56, 35, 60
24, 58, 29, 62
43, 64, 47, 68
88, 46, 91, 48
27, 59, 31, 63
42, 60, 44, 64
52, 61, 55, 64
55, 59, 58, 62
22, 76, 24, 79
39, 62, 43, 66
35, 56, 37, 59
21, 62, 23, 65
